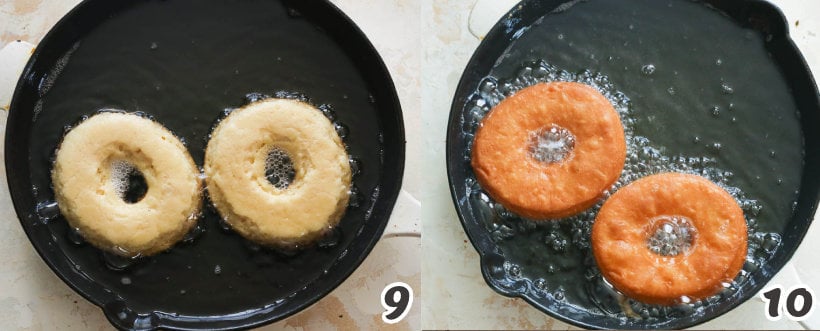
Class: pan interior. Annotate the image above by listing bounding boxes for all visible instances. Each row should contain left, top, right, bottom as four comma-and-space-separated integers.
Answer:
13, 0, 398, 326
452, 0, 807, 328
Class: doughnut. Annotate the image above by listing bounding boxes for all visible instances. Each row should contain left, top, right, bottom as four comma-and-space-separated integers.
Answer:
471, 82, 626, 219
51, 112, 202, 257
204, 98, 351, 247
591, 172, 748, 305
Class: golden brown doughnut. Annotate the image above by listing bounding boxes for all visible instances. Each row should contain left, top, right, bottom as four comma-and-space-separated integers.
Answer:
471, 82, 626, 219
592, 172, 748, 305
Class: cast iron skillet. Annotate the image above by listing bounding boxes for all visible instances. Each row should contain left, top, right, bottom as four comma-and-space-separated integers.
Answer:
447, 0, 819, 329
5, 0, 404, 330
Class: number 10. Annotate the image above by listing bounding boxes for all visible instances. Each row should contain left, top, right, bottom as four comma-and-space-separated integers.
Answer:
761, 285, 814, 321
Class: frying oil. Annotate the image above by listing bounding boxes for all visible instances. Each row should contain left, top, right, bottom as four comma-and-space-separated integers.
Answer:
37, 92, 362, 277
461, 60, 788, 321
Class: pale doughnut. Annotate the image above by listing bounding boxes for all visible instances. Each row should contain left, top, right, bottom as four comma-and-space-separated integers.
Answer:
471, 82, 626, 219
204, 98, 351, 246
51, 112, 202, 257
592, 173, 748, 305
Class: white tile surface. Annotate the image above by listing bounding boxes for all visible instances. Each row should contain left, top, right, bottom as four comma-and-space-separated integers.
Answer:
422, 0, 820, 329
0, 0, 420, 330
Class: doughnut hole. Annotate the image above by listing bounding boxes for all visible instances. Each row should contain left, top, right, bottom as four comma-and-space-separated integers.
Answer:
110, 160, 149, 203
528, 124, 575, 164
646, 215, 696, 257
265, 147, 296, 190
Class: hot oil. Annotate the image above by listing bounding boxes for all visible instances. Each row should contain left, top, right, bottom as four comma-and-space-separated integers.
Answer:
646, 216, 694, 257
462, 60, 788, 321
23, 0, 389, 320
109, 160, 149, 203
265, 148, 296, 189
34, 96, 363, 316
528, 125, 575, 164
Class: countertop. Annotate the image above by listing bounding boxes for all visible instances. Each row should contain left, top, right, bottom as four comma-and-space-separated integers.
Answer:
0, 0, 420, 330
422, 0, 820, 329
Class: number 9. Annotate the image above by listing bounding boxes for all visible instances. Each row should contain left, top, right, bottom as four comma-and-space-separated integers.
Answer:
381, 282, 414, 324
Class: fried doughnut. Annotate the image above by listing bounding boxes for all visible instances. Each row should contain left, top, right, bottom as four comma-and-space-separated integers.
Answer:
204, 98, 351, 246
471, 82, 626, 219
51, 112, 202, 257
592, 173, 748, 305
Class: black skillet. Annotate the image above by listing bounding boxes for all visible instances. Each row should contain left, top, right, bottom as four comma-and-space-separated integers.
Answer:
447, 0, 819, 329
5, 0, 404, 329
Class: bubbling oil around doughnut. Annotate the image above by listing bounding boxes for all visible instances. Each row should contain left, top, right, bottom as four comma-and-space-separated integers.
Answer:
461, 60, 786, 321
203, 92, 360, 252
45, 110, 204, 262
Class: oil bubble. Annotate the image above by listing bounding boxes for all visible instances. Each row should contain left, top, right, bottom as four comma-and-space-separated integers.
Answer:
646, 216, 695, 256
103, 251, 138, 271
535, 278, 547, 291
349, 157, 362, 177
334, 123, 349, 138
318, 104, 336, 121
554, 288, 566, 300
504, 261, 522, 278
265, 148, 295, 189
348, 185, 364, 208
67, 227, 85, 245
721, 82, 734, 94
217, 218, 233, 233
182, 223, 205, 244
528, 125, 575, 164
35, 200, 60, 223
317, 227, 342, 249
710, 106, 721, 117
641, 64, 656, 76
110, 160, 148, 203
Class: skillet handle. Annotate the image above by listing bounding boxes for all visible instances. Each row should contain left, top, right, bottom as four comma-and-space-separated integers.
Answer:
468, 0, 520, 40
381, 190, 420, 239
0, 40, 35, 111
